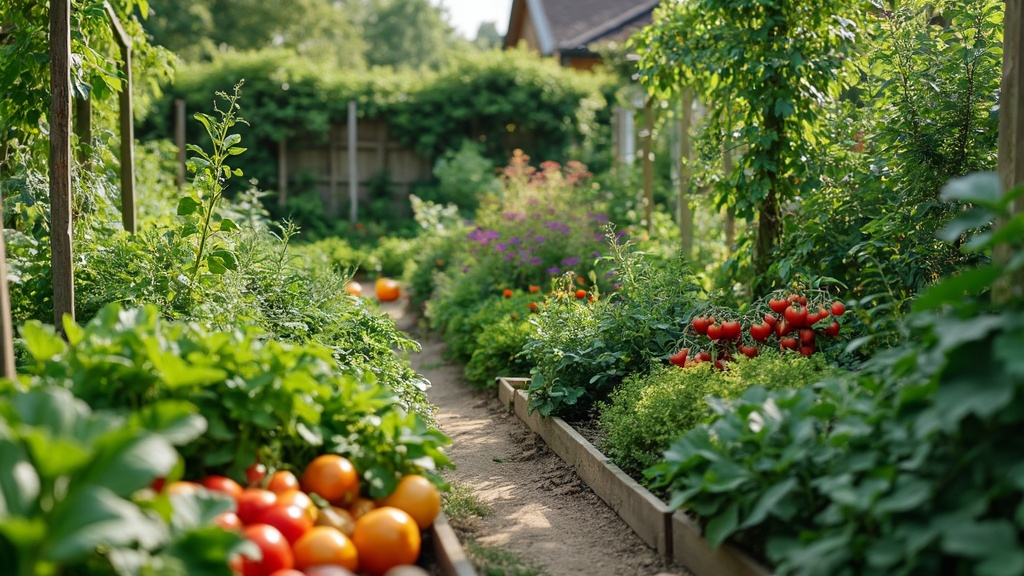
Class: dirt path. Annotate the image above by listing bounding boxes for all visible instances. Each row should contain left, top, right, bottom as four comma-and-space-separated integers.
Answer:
385, 302, 686, 576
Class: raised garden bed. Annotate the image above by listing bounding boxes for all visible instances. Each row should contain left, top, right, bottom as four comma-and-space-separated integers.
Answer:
496, 377, 771, 576
428, 512, 478, 576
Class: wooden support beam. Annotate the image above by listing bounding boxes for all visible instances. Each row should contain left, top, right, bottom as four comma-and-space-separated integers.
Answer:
348, 99, 358, 223
175, 98, 186, 188
105, 1, 135, 233
678, 88, 695, 260
278, 137, 288, 206
642, 99, 655, 234
50, 0, 75, 328
996, 0, 1024, 303
0, 220, 16, 380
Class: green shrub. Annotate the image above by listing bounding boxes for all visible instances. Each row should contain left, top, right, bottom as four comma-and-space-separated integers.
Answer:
464, 314, 537, 388
422, 140, 503, 215
599, 352, 834, 477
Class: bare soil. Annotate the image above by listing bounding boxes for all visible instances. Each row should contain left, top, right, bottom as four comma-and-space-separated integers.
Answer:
386, 301, 688, 576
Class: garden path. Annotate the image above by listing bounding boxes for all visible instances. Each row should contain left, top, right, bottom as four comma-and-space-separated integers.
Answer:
382, 299, 688, 576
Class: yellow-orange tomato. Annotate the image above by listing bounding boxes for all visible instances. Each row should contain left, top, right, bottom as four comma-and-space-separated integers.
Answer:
351, 507, 421, 576
275, 489, 317, 521
379, 475, 441, 530
291, 526, 358, 572
344, 281, 362, 297
301, 455, 359, 507
375, 278, 401, 302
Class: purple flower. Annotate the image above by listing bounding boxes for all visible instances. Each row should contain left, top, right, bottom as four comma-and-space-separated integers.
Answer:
467, 228, 501, 244
533, 235, 546, 244
593, 233, 605, 242
509, 237, 522, 244
592, 252, 602, 259
561, 257, 580, 267
546, 267, 561, 275
529, 257, 543, 265
502, 212, 526, 221
496, 243, 509, 252
503, 253, 516, 261
588, 212, 610, 223
544, 221, 570, 234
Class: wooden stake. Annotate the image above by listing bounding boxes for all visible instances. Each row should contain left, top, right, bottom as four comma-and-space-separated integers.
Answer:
642, 99, 655, 234
678, 88, 695, 260
175, 98, 186, 188
74, 97, 91, 167
0, 220, 16, 380
50, 0, 75, 328
995, 0, 1024, 304
105, 1, 135, 233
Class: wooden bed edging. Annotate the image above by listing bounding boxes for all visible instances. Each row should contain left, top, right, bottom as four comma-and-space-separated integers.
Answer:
495, 377, 773, 576
430, 511, 478, 576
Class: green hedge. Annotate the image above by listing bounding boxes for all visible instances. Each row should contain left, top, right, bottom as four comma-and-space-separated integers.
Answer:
142, 48, 611, 192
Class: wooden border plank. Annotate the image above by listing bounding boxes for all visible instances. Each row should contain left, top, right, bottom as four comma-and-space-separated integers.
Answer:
430, 512, 477, 576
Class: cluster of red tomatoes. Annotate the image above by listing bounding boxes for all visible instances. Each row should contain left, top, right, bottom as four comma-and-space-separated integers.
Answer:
163, 455, 440, 576
669, 291, 848, 370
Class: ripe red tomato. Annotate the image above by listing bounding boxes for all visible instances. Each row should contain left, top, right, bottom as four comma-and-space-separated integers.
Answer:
669, 348, 689, 367
202, 475, 243, 499
775, 321, 792, 337
528, 302, 538, 312
831, 301, 846, 316
257, 505, 314, 545
784, 305, 808, 328
825, 320, 840, 336
769, 299, 789, 314
696, 351, 712, 362
713, 360, 727, 371
247, 462, 267, 487
750, 323, 772, 342
720, 320, 741, 340
691, 317, 711, 335
240, 524, 294, 576
800, 345, 816, 357
805, 312, 821, 326
739, 345, 758, 358
574, 289, 587, 299
818, 306, 830, 319
215, 511, 243, 531
267, 471, 300, 495
502, 289, 513, 298
780, 337, 799, 351
799, 329, 816, 345
237, 489, 278, 525
706, 323, 723, 341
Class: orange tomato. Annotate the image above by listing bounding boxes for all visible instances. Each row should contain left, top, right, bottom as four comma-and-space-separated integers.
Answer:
344, 281, 362, 297
379, 475, 440, 530
267, 471, 300, 494
301, 455, 359, 507
291, 526, 358, 572
375, 278, 401, 302
351, 507, 420, 576
275, 489, 316, 521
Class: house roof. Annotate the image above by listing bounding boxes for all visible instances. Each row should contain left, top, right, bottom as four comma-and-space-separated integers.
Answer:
505, 0, 659, 55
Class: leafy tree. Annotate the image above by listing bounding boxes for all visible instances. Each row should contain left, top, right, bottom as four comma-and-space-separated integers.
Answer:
633, 0, 860, 290
355, 0, 456, 70
474, 22, 503, 50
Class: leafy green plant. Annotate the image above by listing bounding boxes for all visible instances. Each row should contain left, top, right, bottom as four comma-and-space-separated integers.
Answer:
177, 83, 247, 284
0, 386, 245, 576
599, 352, 834, 477
646, 173, 1024, 575
18, 303, 450, 497
524, 237, 702, 417
464, 315, 536, 388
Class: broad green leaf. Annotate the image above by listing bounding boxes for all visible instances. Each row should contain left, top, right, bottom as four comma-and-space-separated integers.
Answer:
45, 486, 168, 562
78, 430, 179, 498
978, 550, 1024, 576
20, 321, 66, 361
218, 218, 239, 232
703, 459, 752, 493
941, 519, 1017, 558
169, 489, 236, 531
0, 437, 40, 517
740, 477, 796, 528
704, 500, 739, 549
163, 526, 250, 576
936, 207, 994, 243
911, 266, 1002, 312
177, 196, 202, 216
223, 134, 241, 148
940, 172, 1001, 210
130, 402, 208, 446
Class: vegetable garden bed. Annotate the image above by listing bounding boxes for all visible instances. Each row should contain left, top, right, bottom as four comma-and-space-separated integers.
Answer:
497, 377, 771, 576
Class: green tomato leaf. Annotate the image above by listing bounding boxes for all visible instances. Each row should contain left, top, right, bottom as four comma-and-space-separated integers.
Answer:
940, 172, 1001, 210
177, 196, 202, 216
941, 519, 1017, 558
740, 477, 797, 528
78, 429, 179, 498
45, 486, 168, 563
20, 321, 67, 362
703, 500, 739, 549
0, 436, 40, 517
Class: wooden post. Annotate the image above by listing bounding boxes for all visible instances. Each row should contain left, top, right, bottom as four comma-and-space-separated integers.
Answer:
0, 221, 16, 380
50, 0, 75, 328
348, 99, 358, 224
642, 98, 655, 234
175, 98, 186, 188
105, 1, 135, 233
74, 97, 91, 167
678, 88, 695, 260
278, 138, 288, 206
996, 0, 1024, 303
